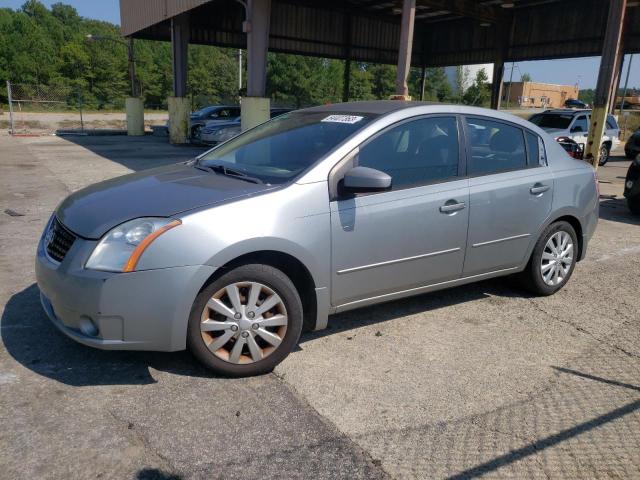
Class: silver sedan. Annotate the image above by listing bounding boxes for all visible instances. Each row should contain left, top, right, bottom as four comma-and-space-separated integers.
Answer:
36, 101, 599, 377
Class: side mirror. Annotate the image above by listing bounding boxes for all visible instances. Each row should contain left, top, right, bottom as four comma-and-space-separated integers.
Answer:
342, 166, 392, 194
571, 126, 583, 133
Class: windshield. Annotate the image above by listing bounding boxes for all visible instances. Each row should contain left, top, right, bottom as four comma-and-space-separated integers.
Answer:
198, 111, 376, 184
529, 113, 573, 129
192, 107, 216, 117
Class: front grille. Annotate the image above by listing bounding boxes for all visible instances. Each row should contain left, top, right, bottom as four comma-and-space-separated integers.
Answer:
45, 217, 77, 262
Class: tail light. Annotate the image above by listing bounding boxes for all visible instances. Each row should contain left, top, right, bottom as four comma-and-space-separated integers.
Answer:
593, 170, 600, 197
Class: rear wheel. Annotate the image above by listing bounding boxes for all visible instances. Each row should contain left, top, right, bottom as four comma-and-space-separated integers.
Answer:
521, 221, 578, 296
598, 144, 610, 166
187, 264, 303, 377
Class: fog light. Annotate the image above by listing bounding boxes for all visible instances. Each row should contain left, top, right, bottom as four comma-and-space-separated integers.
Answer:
79, 316, 99, 337
627, 180, 634, 190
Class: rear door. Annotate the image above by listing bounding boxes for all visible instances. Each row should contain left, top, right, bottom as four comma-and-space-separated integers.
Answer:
462, 116, 554, 276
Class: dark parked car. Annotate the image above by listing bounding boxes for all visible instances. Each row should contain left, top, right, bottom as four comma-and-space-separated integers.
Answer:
625, 129, 640, 160
564, 99, 589, 109
624, 156, 640, 215
189, 105, 241, 139
199, 108, 292, 145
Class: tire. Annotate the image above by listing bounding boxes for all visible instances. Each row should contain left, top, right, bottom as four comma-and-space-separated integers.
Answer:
521, 221, 578, 296
187, 264, 303, 377
598, 144, 610, 166
628, 196, 640, 216
191, 125, 202, 141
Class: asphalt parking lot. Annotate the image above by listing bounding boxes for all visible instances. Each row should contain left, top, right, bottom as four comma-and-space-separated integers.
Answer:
1, 133, 639, 480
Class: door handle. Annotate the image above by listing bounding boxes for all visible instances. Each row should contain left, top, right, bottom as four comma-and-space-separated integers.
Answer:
439, 201, 466, 213
530, 184, 550, 195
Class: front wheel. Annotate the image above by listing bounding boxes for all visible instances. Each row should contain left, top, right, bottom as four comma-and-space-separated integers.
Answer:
187, 264, 303, 377
598, 144, 610, 166
521, 221, 578, 296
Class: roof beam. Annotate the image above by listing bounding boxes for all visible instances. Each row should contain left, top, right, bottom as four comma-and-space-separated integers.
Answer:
418, 0, 508, 24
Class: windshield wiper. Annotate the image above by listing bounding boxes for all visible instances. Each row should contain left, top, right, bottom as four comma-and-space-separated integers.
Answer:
197, 163, 264, 184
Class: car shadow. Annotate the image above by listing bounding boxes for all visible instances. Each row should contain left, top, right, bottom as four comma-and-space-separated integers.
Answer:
1, 284, 217, 386
59, 135, 208, 172
599, 197, 640, 226
301, 277, 528, 343
3, 278, 526, 386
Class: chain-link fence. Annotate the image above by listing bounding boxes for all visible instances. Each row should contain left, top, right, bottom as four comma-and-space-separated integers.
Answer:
5, 81, 90, 135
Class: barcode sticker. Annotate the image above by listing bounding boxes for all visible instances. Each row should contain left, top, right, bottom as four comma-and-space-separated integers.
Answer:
321, 115, 364, 124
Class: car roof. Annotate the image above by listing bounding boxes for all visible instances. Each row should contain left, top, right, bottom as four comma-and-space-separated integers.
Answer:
298, 100, 439, 115
540, 109, 590, 115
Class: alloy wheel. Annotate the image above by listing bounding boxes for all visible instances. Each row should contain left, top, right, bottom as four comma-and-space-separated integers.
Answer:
599, 146, 608, 165
200, 282, 288, 364
540, 231, 574, 286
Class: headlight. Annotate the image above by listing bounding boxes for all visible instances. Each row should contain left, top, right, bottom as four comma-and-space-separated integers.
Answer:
215, 128, 240, 142
86, 217, 181, 272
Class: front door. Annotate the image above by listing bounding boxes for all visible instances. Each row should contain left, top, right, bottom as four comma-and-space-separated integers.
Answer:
330, 116, 469, 307
462, 116, 554, 275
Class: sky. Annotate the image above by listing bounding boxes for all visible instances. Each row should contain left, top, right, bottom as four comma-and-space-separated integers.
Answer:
1, 0, 638, 89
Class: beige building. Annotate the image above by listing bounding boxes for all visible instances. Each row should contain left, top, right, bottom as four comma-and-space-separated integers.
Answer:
502, 81, 579, 108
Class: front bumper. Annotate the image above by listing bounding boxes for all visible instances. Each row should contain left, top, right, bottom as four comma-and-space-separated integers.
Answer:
35, 231, 216, 351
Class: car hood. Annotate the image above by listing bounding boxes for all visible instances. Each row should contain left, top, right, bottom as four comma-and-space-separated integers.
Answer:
56, 163, 277, 239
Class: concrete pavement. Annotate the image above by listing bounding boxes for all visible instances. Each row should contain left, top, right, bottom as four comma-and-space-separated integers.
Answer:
1, 134, 639, 479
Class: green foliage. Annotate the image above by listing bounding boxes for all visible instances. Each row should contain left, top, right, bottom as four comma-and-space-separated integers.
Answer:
521, 72, 532, 82
462, 68, 490, 107
2, 0, 516, 112
578, 89, 595, 105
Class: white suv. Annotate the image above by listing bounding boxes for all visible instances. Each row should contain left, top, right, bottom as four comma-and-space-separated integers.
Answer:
529, 109, 620, 165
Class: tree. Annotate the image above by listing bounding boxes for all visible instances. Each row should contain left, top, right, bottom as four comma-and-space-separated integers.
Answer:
462, 68, 491, 106
521, 72, 532, 82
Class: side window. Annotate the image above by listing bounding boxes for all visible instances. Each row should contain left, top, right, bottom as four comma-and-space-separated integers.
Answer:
538, 137, 547, 166
525, 131, 546, 167
357, 117, 459, 189
606, 115, 618, 130
572, 116, 588, 133
465, 118, 527, 175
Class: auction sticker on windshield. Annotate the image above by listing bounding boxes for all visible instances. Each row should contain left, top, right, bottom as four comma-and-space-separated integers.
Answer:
321, 115, 364, 124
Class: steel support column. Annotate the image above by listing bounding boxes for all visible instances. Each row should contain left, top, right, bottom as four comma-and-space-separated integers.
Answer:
491, 60, 505, 110
491, 18, 512, 110
169, 13, 190, 144
394, 0, 415, 99
246, 0, 271, 98
608, 49, 625, 113
242, 0, 271, 130
343, 14, 352, 102
585, 0, 627, 168
171, 14, 189, 98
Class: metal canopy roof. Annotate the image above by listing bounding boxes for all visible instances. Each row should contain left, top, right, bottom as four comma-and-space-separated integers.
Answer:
120, 0, 640, 67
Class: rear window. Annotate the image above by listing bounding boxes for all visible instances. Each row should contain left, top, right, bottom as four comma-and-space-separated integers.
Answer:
606, 115, 619, 130
529, 113, 573, 129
